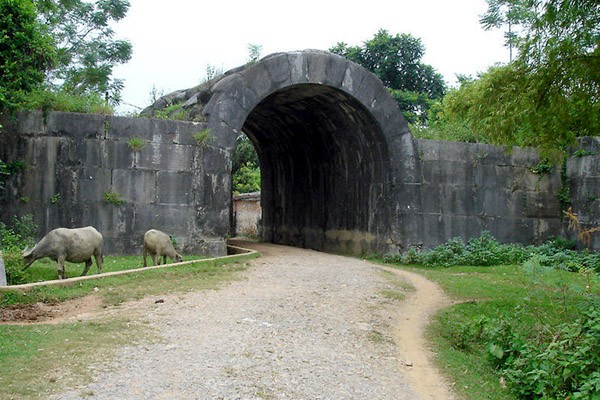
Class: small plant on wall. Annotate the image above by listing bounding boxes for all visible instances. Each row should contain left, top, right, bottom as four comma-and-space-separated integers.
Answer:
103, 191, 126, 206
192, 128, 211, 147
127, 137, 146, 151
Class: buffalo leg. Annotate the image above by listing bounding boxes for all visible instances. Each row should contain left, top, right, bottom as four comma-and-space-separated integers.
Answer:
94, 252, 102, 274
81, 258, 92, 276
57, 256, 66, 279
143, 249, 148, 267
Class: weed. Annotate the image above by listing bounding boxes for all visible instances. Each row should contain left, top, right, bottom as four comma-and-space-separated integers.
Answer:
103, 191, 126, 206
154, 103, 187, 120
127, 137, 146, 151
192, 128, 211, 146
529, 159, 554, 175
50, 192, 60, 204
564, 207, 600, 249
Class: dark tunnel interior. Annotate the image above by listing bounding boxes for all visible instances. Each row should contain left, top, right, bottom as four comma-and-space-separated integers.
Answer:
241, 84, 391, 253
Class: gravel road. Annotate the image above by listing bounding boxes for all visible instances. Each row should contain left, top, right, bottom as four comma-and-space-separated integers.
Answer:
52, 242, 453, 400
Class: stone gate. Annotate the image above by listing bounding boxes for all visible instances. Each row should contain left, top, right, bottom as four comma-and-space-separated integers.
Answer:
1, 50, 599, 255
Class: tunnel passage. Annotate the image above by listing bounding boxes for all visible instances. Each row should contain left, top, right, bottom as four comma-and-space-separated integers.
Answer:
143, 50, 417, 254
242, 83, 391, 253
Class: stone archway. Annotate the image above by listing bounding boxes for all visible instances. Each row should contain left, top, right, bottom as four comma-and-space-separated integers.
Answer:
201, 51, 417, 254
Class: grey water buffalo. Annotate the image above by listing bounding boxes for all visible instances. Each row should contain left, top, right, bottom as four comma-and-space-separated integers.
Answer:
143, 229, 183, 267
22, 226, 103, 279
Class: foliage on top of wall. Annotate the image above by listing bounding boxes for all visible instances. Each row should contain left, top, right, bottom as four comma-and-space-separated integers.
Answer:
154, 103, 187, 120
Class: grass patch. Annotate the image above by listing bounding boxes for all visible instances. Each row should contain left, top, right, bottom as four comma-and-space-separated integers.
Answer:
0, 317, 151, 399
1, 253, 257, 307
192, 128, 211, 146
378, 269, 414, 302
383, 262, 600, 400
0, 251, 258, 399
126, 137, 146, 151
102, 191, 126, 206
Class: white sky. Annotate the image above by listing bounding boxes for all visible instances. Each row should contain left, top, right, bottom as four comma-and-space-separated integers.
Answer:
112, 0, 509, 114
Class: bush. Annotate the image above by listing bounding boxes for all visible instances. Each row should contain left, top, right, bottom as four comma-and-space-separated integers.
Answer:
383, 232, 600, 272
22, 88, 113, 114
0, 215, 37, 285
477, 302, 600, 399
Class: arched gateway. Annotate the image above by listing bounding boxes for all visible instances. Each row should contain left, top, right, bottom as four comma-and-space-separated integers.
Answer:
178, 50, 419, 254
2, 51, 573, 257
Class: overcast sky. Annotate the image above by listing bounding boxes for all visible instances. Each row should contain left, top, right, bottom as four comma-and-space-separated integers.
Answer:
112, 0, 509, 114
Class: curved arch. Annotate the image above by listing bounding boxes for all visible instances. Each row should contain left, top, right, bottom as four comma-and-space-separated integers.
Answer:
204, 50, 418, 254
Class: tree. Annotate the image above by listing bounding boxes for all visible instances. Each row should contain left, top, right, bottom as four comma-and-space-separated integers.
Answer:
479, 0, 599, 150
420, 1, 599, 154
35, 0, 132, 104
0, 0, 56, 111
330, 29, 446, 124
232, 135, 260, 194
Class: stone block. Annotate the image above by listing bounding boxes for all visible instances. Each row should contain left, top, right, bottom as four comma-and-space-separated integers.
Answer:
306, 51, 347, 86
135, 142, 194, 171
134, 204, 196, 237
439, 185, 475, 215
157, 171, 193, 205
522, 190, 561, 218
78, 167, 112, 203
567, 155, 600, 177
240, 62, 273, 100
45, 112, 105, 140
99, 140, 134, 170
112, 169, 156, 204
287, 51, 310, 85
474, 164, 516, 189
421, 160, 470, 186
471, 143, 511, 165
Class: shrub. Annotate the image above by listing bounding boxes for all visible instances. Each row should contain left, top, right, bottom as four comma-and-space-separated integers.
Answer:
23, 88, 113, 114
0, 215, 37, 285
382, 232, 600, 273
478, 302, 600, 399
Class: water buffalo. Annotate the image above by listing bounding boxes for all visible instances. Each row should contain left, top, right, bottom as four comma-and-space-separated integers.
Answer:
22, 226, 103, 279
143, 229, 183, 267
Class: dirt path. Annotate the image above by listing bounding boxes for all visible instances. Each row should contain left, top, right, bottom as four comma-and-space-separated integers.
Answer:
48, 242, 454, 400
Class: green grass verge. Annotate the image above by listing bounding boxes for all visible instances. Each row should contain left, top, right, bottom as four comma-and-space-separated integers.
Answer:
384, 263, 600, 400
1, 253, 257, 307
0, 317, 150, 399
0, 252, 258, 399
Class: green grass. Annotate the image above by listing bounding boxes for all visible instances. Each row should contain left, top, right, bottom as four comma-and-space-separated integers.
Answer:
19, 254, 206, 283
0, 317, 150, 399
378, 269, 415, 302
1, 253, 257, 307
0, 252, 257, 399
383, 263, 600, 400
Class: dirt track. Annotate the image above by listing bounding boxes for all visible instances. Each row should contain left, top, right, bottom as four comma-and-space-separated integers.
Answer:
49, 242, 454, 400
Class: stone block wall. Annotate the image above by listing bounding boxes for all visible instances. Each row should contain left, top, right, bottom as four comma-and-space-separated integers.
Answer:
1, 111, 598, 256
406, 139, 564, 249
0, 111, 229, 256
566, 137, 600, 251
